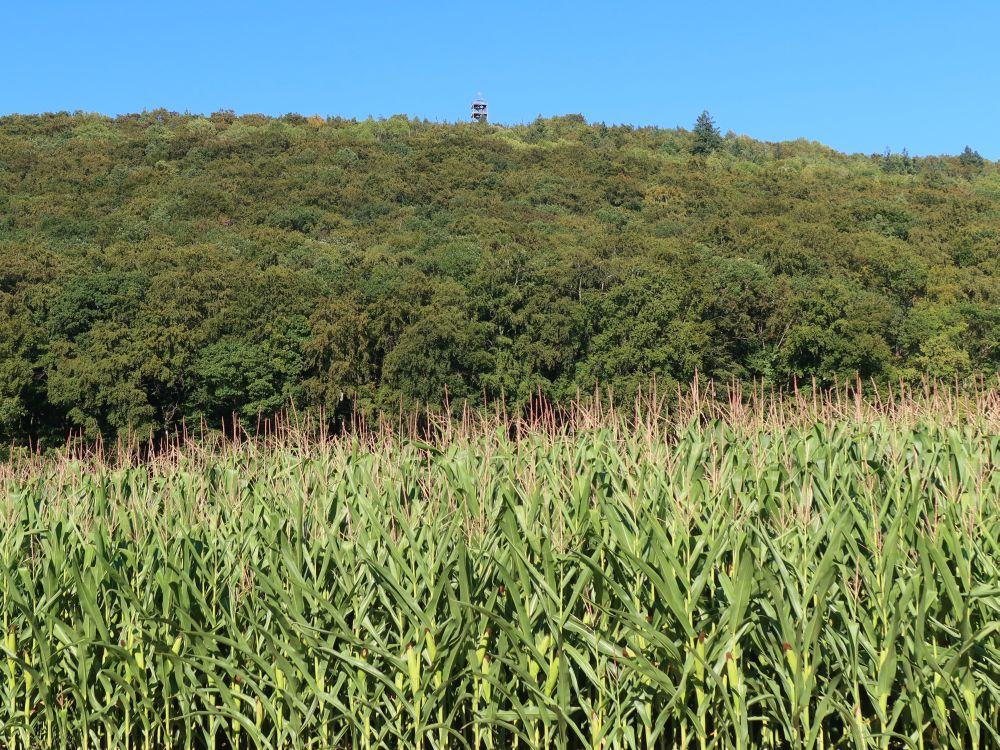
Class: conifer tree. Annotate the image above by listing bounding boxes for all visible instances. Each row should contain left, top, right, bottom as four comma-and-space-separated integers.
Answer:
691, 110, 722, 154
959, 145, 985, 168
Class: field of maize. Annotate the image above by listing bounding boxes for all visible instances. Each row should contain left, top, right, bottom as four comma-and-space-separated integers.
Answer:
2, 383, 999, 749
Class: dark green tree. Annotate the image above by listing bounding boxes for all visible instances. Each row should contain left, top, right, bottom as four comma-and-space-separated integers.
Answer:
959, 145, 985, 168
691, 110, 723, 155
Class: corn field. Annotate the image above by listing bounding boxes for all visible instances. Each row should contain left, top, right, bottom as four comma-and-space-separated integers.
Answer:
2, 383, 1000, 749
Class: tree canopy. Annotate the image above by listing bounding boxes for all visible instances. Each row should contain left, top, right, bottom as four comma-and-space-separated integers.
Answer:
0, 110, 997, 443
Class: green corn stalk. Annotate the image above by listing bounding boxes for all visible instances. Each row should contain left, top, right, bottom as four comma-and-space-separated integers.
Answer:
0, 391, 998, 748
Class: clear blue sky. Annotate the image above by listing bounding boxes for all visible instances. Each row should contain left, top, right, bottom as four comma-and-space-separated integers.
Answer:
4, 1, 998, 157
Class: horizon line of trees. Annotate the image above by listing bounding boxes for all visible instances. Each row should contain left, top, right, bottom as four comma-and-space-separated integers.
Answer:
0, 110, 997, 444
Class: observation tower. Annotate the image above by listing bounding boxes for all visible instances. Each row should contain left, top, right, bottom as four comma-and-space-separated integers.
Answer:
471, 93, 488, 123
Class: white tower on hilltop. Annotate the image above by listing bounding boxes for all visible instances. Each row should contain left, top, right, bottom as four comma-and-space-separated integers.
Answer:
471, 92, 488, 123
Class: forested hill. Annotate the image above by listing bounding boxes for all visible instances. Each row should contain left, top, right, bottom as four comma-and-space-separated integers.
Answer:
1, 110, 998, 442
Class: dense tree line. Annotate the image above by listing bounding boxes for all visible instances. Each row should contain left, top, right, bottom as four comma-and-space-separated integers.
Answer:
0, 109, 997, 442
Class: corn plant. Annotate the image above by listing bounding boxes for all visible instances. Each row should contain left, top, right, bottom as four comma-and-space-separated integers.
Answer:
0, 381, 998, 748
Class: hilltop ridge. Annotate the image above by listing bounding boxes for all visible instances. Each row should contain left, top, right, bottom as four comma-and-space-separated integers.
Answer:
0, 111, 997, 442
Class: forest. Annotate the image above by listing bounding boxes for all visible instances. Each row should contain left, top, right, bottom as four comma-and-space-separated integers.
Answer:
0, 109, 997, 443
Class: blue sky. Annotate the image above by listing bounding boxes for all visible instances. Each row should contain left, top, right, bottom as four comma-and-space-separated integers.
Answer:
4, 1, 998, 157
